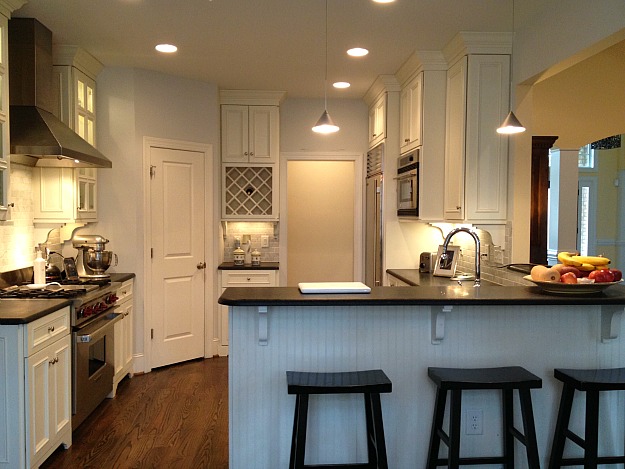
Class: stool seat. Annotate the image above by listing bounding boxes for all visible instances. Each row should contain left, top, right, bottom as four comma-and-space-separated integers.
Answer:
287, 369, 392, 395
427, 366, 542, 469
548, 367, 625, 468
428, 366, 543, 390
287, 369, 392, 469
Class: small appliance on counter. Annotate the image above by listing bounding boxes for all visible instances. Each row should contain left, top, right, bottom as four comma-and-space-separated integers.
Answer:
419, 251, 437, 273
72, 234, 118, 278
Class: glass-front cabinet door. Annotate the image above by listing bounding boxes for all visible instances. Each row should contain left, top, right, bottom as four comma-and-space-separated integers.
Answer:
0, 15, 10, 221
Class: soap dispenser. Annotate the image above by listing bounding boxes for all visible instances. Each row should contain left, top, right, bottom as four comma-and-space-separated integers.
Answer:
33, 247, 46, 285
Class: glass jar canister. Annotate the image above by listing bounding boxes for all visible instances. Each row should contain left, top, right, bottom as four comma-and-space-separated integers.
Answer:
251, 249, 261, 266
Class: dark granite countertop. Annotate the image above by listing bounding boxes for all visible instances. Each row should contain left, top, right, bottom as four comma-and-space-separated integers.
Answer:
219, 262, 279, 270
219, 284, 625, 307
0, 299, 72, 325
386, 269, 500, 287
109, 272, 136, 283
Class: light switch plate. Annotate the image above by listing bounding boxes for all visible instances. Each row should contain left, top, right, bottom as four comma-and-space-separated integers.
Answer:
261, 235, 269, 248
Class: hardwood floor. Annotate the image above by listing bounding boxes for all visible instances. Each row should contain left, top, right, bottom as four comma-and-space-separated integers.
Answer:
41, 357, 228, 469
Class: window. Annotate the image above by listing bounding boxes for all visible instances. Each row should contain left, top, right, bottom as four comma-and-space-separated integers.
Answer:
578, 144, 595, 170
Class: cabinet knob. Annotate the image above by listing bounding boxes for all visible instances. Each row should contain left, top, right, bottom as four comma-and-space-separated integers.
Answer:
404, 138, 410, 142
244, 152, 249, 156
247, 277, 251, 281
48, 326, 55, 333
249, 152, 254, 156
48, 357, 58, 365
197, 262, 207, 269
456, 206, 462, 210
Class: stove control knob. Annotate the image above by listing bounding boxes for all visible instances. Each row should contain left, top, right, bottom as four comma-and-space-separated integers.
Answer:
106, 294, 118, 304
83, 306, 93, 317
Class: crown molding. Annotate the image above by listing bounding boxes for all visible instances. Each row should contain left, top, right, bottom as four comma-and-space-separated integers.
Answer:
363, 75, 400, 106
395, 50, 447, 86
220, 90, 287, 106
443, 31, 513, 66
53, 45, 104, 78
0, 0, 26, 18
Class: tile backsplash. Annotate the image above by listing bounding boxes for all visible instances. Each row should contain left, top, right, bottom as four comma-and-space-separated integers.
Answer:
222, 222, 279, 263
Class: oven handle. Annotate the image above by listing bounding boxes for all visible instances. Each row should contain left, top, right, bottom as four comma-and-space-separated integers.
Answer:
75, 312, 122, 343
394, 170, 417, 180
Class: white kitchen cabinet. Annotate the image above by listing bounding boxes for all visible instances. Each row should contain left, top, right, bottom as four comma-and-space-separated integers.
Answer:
32, 167, 97, 223
110, 278, 134, 398
368, 94, 386, 149
399, 72, 422, 154
221, 105, 279, 163
0, 306, 72, 469
443, 53, 510, 222
0, 12, 10, 222
31, 46, 105, 225
218, 270, 277, 356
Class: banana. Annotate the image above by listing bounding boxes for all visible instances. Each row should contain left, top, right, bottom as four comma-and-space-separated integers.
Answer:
557, 252, 582, 267
571, 255, 611, 266
578, 263, 596, 271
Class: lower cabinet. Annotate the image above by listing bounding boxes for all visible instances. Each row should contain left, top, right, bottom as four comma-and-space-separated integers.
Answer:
387, 274, 410, 287
218, 270, 277, 356
0, 306, 72, 469
110, 278, 134, 398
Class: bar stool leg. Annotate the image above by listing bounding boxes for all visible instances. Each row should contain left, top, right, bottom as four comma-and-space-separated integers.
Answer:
449, 389, 463, 469
427, 388, 448, 469
518, 388, 540, 469
584, 390, 600, 469
548, 384, 575, 469
366, 392, 388, 469
290, 393, 309, 469
501, 389, 515, 467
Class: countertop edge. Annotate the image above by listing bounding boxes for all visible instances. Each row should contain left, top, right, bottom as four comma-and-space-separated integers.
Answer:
218, 262, 279, 270
0, 299, 73, 325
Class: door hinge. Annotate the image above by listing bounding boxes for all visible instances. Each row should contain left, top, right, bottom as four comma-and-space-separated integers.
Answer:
151, 248, 153, 259
151, 328, 154, 339
150, 165, 156, 179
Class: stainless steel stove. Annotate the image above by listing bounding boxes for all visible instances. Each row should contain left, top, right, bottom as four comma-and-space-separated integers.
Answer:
0, 268, 122, 430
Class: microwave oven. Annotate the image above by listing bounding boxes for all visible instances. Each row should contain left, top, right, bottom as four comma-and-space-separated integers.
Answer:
396, 149, 419, 217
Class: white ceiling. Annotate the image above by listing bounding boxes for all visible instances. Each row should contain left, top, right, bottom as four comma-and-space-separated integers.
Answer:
13, 0, 514, 99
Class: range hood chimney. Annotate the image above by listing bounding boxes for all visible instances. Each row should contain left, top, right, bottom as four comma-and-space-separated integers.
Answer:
8, 18, 112, 168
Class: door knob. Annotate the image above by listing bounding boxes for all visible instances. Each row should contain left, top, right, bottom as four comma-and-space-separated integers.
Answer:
197, 262, 207, 269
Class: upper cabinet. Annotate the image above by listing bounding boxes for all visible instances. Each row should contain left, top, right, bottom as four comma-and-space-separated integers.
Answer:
221, 105, 279, 163
442, 32, 511, 222
220, 90, 285, 220
31, 46, 103, 225
399, 72, 422, 154
364, 75, 400, 151
0, 10, 11, 222
396, 52, 448, 221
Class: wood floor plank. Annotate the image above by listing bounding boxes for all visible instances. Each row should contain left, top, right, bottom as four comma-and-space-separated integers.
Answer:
40, 357, 228, 469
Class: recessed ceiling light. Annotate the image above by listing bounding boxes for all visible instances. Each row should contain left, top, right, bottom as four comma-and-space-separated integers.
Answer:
333, 82, 351, 89
155, 44, 178, 53
347, 47, 369, 57
372, 0, 396, 3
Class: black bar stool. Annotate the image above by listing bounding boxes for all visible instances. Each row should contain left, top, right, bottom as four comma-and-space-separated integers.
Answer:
286, 369, 392, 469
548, 367, 625, 468
426, 366, 542, 468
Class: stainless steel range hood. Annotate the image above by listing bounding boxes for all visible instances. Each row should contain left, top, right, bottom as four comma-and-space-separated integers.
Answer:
8, 18, 112, 168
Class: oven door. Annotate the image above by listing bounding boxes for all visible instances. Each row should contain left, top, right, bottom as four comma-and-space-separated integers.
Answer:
396, 169, 418, 217
72, 312, 122, 430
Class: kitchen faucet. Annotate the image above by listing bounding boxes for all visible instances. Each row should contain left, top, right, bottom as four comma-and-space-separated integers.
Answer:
442, 227, 481, 287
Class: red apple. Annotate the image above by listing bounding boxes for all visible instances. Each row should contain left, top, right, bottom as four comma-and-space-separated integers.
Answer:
560, 272, 578, 284
589, 270, 614, 283
609, 269, 623, 281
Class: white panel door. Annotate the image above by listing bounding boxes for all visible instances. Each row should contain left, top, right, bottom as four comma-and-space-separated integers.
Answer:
150, 146, 205, 368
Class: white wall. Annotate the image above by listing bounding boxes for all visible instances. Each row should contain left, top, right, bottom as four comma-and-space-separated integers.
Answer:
95, 67, 219, 368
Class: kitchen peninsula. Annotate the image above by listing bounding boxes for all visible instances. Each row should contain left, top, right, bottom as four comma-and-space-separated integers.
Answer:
220, 284, 625, 468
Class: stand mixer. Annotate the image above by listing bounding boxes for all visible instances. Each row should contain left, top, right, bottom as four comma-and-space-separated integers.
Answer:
72, 234, 118, 278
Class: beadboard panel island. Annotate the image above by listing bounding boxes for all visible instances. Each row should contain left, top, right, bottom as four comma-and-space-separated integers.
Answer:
219, 285, 625, 468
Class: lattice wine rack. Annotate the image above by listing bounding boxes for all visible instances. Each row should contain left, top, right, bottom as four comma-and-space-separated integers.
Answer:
223, 165, 274, 217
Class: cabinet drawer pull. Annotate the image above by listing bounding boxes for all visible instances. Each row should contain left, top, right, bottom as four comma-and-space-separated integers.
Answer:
48, 357, 58, 365
247, 277, 251, 281
404, 138, 410, 142
48, 326, 55, 333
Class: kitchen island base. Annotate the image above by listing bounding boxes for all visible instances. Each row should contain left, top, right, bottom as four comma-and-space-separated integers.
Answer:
227, 300, 625, 468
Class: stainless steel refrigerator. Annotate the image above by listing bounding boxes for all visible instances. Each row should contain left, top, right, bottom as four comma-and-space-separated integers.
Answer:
365, 144, 383, 286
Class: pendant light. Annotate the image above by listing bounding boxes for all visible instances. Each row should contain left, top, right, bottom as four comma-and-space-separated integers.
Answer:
312, 0, 339, 134
497, 0, 525, 134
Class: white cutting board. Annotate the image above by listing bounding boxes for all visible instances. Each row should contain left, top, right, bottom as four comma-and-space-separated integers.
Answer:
298, 282, 371, 294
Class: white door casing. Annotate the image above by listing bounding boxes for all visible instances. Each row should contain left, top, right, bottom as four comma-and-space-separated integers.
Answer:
144, 138, 214, 370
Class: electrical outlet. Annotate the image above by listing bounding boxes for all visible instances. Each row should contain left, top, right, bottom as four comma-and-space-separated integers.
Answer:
261, 235, 269, 248
480, 244, 489, 262
466, 409, 483, 435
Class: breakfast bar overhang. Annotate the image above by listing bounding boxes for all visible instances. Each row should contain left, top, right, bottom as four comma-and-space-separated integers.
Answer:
219, 285, 625, 468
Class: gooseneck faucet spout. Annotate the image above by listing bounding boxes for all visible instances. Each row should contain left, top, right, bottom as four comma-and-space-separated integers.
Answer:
442, 227, 481, 287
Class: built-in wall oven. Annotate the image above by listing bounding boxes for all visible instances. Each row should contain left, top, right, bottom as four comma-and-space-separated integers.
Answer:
396, 149, 419, 217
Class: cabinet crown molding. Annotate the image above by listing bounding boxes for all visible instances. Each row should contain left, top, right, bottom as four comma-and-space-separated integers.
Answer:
396, 50, 447, 86
443, 31, 512, 66
53, 45, 104, 78
0, 0, 25, 17
220, 90, 286, 106
363, 75, 400, 106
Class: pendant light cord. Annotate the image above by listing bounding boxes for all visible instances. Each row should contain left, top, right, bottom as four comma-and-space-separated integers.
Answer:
323, 0, 328, 110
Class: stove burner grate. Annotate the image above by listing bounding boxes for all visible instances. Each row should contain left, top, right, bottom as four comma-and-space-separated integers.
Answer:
0, 288, 88, 299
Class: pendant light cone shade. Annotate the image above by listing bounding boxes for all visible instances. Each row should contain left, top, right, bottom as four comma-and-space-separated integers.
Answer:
313, 110, 339, 134
497, 111, 526, 134
312, 0, 339, 134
